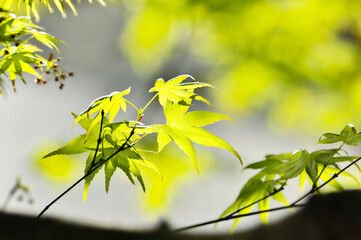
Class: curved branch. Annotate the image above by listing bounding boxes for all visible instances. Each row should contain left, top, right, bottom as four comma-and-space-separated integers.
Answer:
174, 157, 361, 232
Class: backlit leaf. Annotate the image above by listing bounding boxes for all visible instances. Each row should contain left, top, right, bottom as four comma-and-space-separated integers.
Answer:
73, 88, 131, 140
319, 124, 361, 146
149, 75, 214, 108
154, 100, 241, 174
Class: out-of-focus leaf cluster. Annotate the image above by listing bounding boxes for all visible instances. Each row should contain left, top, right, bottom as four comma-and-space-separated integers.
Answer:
136, 145, 215, 217
0, 10, 67, 93
1, 0, 106, 20
120, 0, 361, 132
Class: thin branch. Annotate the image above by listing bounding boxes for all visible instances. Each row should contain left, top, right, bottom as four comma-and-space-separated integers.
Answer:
174, 156, 361, 232
311, 143, 344, 191
37, 117, 140, 219
227, 182, 286, 217
174, 204, 305, 232
87, 110, 104, 173
291, 156, 361, 206
37, 158, 105, 219
141, 93, 158, 113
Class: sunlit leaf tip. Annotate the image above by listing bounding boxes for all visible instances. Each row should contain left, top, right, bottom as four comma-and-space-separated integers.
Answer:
72, 88, 131, 140
149, 74, 215, 109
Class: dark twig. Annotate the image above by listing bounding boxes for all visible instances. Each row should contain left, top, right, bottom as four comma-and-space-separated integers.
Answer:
174, 156, 361, 232
37, 117, 141, 219
37, 158, 106, 219
291, 156, 361, 206
311, 143, 344, 191
1, 181, 18, 213
87, 110, 104, 173
174, 204, 305, 232
227, 182, 287, 217
1, 178, 31, 214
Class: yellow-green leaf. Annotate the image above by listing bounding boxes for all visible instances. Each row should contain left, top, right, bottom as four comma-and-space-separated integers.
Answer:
177, 111, 234, 127
158, 124, 198, 174
157, 131, 172, 152
181, 126, 242, 164
73, 88, 131, 140
149, 75, 214, 108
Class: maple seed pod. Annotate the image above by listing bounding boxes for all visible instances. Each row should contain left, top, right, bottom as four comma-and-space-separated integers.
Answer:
59, 83, 64, 90
48, 53, 54, 61
68, 72, 74, 77
34, 78, 41, 84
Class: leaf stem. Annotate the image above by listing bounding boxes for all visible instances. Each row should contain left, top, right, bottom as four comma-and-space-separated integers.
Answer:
125, 99, 140, 112
141, 93, 159, 114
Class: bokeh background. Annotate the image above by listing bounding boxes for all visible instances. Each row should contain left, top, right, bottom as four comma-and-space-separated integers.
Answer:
1, 0, 361, 233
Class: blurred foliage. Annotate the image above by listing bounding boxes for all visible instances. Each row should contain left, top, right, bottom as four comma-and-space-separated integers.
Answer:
33, 141, 81, 182
120, 0, 361, 133
1, 0, 106, 20
137, 145, 215, 217
0, 2, 70, 93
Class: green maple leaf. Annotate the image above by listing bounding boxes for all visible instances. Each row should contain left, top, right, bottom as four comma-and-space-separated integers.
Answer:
319, 124, 361, 146
149, 74, 214, 108
277, 150, 317, 181
220, 177, 287, 230
0, 15, 64, 91
73, 88, 131, 141
42, 114, 110, 158
104, 120, 157, 146
83, 146, 161, 201
154, 101, 242, 174
103, 148, 144, 193
0, 49, 42, 90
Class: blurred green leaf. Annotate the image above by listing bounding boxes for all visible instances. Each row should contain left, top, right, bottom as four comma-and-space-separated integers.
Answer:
121, 0, 361, 132
0, 13, 65, 92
